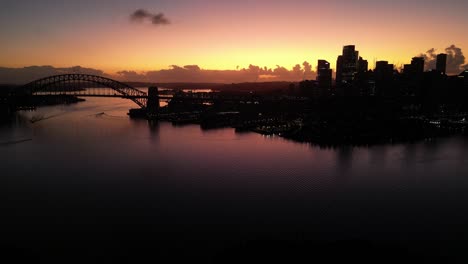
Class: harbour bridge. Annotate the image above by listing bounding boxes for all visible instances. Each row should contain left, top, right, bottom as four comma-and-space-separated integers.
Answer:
20, 74, 164, 111
13, 74, 264, 118
9, 74, 305, 118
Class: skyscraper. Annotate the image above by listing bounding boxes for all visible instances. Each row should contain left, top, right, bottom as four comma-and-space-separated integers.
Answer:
336, 45, 359, 86
403, 57, 424, 77
374, 61, 394, 96
375, 61, 393, 79
358, 57, 368, 73
411, 57, 425, 74
317, 60, 330, 71
436, 53, 447, 74
317, 60, 332, 95
336, 55, 343, 85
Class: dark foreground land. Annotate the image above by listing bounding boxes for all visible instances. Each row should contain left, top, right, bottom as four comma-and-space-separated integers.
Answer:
160, 93, 468, 146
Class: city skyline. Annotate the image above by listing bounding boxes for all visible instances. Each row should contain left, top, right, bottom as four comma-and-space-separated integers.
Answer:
1, 0, 468, 78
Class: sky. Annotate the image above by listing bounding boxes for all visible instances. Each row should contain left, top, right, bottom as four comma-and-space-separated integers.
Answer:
1, 0, 467, 82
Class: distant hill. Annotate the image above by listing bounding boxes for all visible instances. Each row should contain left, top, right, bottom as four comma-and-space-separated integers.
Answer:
125, 82, 225, 90
125, 81, 298, 94
211, 82, 298, 95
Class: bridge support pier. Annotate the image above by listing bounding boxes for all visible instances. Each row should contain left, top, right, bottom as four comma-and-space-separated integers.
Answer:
146, 86, 160, 119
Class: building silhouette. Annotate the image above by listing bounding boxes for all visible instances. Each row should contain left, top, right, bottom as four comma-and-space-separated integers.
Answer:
436, 53, 447, 74
336, 45, 359, 87
317, 60, 332, 96
461, 70, 468, 86
403, 57, 425, 76
411, 57, 425, 74
358, 57, 368, 73
350, 56, 372, 96
317, 60, 330, 71
374, 61, 394, 96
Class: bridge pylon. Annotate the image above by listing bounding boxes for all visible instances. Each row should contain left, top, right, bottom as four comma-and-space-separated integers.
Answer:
146, 86, 160, 119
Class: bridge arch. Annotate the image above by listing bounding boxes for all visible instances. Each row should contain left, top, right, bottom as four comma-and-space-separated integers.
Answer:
22, 74, 148, 108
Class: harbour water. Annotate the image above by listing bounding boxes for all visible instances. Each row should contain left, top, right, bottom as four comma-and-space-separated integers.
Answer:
2, 96, 468, 261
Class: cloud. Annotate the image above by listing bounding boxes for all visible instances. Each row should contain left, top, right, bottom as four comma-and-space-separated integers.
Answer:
445, 45, 467, 74
302, 61, 313, 79
418, 48, 437, 71
0, 62, 318, 84
130, 9, 151, 21
418, 45, 467, 74
116, 71, 147, 82
183, 65, 201, 71
130, 9, 170, 25
0, 66, 109, 84
117, 63, 317, 83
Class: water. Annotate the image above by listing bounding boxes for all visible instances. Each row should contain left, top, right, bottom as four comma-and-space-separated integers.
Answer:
2, 97, 468, 262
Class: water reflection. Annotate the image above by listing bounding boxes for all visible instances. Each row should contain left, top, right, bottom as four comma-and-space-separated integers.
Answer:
336, 147, 353, 174
147, 119, 160, 135
2, 97, 468, 260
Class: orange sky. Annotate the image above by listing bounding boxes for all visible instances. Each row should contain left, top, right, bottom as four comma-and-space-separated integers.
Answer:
1, 0, 467, 75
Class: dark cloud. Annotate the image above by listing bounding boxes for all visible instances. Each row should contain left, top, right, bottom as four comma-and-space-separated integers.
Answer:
0, 63, 318, 84
0, 66, 108, 84
116, 71, 147, 82
445, 45, 467, 74
418, 48, 437, 71
115, 63, 317, 83
183, 65, 201, 71
418, 45, 467, 74
130, 9, 151, 21
302, 61, 313, 79
151, 13, 170, 25
292, 64, 304, 79
130, 9, 170, 25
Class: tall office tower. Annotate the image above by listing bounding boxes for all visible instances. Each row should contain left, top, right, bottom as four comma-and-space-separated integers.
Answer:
317, 60, 330, 71
436, 53, 447, 74
375, 61, 393, 79
336, 55, 343, 85
317, 60, 332, 95
336, 45, 359, 86
374, 61, 394, 96
358, 57, 368, 72
411, 57, 425, 74
403, 64, 413, 75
